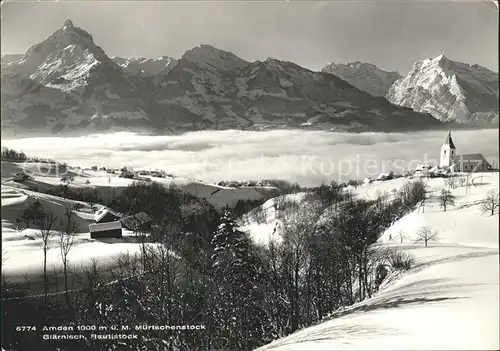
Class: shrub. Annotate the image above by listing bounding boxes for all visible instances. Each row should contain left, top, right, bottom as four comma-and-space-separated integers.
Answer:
397, 179, 428, 208
387, 250, 415, 271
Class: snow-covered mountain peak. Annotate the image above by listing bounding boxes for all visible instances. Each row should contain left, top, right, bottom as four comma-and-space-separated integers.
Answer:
7, 19, 114, 82
387, 56, 499, 124
181, 44, 248, 72
419, 54, 454, 73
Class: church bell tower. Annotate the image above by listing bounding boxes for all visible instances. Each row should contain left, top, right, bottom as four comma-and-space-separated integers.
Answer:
440, 131, 456, 167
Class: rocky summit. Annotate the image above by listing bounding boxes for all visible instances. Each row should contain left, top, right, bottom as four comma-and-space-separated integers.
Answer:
386, 55, 499, 125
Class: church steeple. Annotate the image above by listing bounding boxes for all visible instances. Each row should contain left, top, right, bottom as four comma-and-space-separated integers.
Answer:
444, 130, 456, 149
440, 130, 457, 167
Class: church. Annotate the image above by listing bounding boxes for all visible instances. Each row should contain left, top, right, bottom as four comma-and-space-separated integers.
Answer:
439, 131, 492, 172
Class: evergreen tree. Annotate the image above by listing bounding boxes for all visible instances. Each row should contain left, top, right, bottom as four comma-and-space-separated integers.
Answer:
210, 208, 270, 350
211, 208, 249, 271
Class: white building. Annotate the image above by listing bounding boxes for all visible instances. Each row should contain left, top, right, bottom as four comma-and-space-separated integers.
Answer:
439, 131, 457, 167
439, 131, 492, 172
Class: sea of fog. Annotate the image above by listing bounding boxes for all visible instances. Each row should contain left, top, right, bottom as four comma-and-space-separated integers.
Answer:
3, 129, 498, 186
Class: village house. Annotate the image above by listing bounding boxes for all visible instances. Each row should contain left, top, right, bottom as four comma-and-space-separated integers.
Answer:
120, 212, 153, 232
439, 131, 492, 172
90, 207, 123, 239
94, 207, 121, 223
89, 221, 123, 239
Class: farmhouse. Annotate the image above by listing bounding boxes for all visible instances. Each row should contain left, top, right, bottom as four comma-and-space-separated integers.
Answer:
439, 131, 492, 172
12, 171, 31, 183
89, 221, 123, 239
94, 207, 121, 223
120, 212, 153, 232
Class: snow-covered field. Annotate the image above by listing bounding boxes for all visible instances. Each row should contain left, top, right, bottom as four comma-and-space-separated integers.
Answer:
256, 172, 499, 350
1, 185, 155, 289
1, 162, 277, 209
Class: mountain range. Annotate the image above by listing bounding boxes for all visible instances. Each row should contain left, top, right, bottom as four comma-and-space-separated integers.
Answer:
322, 62, 402, 97
1, 20, 496, 137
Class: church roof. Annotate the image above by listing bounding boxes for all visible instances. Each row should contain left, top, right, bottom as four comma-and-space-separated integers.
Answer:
452, 153, 490, 164
444, 131, 456, 149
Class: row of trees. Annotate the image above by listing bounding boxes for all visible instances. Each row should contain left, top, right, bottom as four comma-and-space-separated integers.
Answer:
1, 147, 58, 164
14, 201, 79, 306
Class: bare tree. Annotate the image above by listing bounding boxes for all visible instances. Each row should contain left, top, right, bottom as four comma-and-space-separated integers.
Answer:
414, 225, 439, 247
278, 200, 322, 331
464, 174, 472, 194
445, 176, 457, 190
439, 189, 455, 212
481, 190, 499, 216
59, 205, 79, 304
419, 190, 430, 213
457, 176, 466, 188
35, 211, 58, 303
61, 174, 75, 184
398, 230, 406, 244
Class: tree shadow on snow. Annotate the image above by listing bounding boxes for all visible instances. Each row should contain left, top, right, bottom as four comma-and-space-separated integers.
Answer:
271, 296, 464, 348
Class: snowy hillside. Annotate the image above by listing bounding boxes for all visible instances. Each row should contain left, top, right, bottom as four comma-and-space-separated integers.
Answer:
1, 184, 158, 288
386, 54, 499, 125
255, 172, 499, 350
322, 62, 402, 97
1, 21, 443, 137
1, 162, 278, 209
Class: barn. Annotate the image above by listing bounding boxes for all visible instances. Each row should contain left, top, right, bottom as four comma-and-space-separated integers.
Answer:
89, 221, 123, 239
94, 207, 121, 223
120, 212, 153, 232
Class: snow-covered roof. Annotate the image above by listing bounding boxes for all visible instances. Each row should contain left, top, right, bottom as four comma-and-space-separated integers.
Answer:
94, 207, 120, 222
376, 173, 390, 180
89, 221, 122, 232
415, 164, 432, 171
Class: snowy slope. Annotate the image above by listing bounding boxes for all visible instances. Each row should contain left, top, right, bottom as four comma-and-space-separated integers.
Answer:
257, 245, 498, 350
1, 161, 279, 209
0, 185, 158, 289
112, 56, 177, 76
238, 192, 307, 245
322, 62, 402, 97
386, 55, 499, 124
256, 172, 499, 350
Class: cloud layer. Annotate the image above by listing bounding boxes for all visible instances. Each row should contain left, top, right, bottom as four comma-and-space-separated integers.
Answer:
3, 129, 498, 186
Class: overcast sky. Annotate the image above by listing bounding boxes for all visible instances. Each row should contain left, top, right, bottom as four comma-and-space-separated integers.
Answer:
1, 1, 498, 74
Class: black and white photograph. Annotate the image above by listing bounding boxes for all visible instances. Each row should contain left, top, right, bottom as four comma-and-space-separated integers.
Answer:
0, 0, 499, 350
